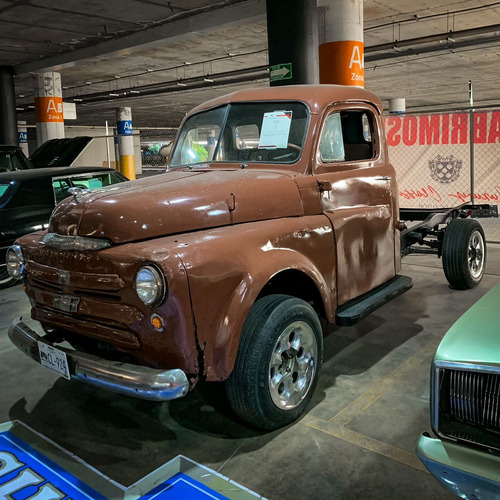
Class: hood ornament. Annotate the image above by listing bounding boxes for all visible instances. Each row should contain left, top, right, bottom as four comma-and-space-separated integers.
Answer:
68, 186, 92, 202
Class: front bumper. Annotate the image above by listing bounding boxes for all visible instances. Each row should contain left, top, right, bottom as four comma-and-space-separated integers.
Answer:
417, 434, 500, 499
8, 317, 189, 401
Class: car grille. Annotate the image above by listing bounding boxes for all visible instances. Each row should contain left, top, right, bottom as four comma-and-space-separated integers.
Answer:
438, 367, 500, 452
25, 259, 144, 350
449, 369, 500, 431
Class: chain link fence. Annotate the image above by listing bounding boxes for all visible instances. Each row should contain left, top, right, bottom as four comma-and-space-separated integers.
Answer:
139, 128, 177, 176
386, 109, 500, 243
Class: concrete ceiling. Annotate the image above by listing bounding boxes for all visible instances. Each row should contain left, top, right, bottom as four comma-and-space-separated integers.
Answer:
3, 0, 500, 128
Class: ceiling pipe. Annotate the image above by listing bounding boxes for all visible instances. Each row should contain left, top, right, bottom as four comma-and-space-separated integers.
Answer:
366, 23, 500, 53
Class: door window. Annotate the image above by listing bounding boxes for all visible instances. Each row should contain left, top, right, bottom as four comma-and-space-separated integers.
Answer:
319, 110, 375, 163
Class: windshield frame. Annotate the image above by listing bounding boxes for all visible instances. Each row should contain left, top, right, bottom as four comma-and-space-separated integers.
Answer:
169, 100, 310, 168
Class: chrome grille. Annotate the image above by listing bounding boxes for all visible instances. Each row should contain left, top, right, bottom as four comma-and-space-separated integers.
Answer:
448, 369, 500, 432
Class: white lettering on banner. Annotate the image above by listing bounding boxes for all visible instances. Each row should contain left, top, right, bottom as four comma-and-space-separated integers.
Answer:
0, 450, 65, 499
46, 100, 57, 114
0, 451, 24, 478
26, 483, 65, 499
349, 46, 364, 69
0, 468, 45, 498
385, 110, 500, 209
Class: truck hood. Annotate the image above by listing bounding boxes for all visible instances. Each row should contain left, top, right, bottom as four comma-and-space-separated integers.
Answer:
435, 284, 500, 366
49, 168, 305, 244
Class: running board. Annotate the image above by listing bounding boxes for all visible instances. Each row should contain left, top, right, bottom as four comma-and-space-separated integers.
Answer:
335, 275, 413, 326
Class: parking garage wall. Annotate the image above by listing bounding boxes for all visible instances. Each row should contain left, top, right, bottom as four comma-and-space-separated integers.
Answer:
386, 108, 500, 242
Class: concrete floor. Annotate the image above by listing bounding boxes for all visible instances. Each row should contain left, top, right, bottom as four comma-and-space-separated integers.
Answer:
1, 247, 500, 500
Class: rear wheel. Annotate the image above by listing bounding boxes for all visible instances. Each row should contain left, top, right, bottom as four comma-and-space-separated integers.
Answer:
226, 294, 323, 430
442, 219, 486, 289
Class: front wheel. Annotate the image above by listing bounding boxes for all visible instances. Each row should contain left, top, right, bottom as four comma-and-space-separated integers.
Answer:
226, 294, 323, 430
442, 219, 486, 289
0, 264, 17, 290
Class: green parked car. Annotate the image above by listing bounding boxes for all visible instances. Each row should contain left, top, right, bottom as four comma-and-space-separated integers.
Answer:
417, 283, 500, 499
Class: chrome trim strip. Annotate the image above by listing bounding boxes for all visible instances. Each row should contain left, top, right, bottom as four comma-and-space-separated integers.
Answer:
8, 318, 189, 402
435, 360, 500, 374
42, 233, 111, 251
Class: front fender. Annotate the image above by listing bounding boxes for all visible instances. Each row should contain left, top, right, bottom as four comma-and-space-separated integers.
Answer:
174, 216, 336, 381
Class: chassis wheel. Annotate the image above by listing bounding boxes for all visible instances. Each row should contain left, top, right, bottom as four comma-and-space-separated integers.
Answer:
226, 294, 323, 430
442, 219, 486, 289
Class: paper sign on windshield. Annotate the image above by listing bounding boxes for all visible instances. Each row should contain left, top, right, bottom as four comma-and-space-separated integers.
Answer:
258, 111, 293, 149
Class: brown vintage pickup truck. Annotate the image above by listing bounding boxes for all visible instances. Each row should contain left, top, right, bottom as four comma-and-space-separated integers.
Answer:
6, 85, 491, 429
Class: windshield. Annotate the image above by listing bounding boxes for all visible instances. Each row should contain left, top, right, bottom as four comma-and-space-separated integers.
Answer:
169, 102, 309, 167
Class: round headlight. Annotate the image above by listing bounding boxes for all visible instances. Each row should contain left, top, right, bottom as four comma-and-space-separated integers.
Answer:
135, 265, 165, 306
6, 245, 25, 279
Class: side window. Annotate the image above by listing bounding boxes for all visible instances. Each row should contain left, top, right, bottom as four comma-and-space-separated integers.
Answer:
319, 113, 345, 162
320, 110, 375, 163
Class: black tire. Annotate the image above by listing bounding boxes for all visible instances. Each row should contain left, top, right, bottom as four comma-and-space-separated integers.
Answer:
442, 219, 486, 289
226, 294, 323, 430
0, 265, 17, 290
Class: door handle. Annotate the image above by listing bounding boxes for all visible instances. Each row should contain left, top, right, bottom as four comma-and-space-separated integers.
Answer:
375, 176, 391, 181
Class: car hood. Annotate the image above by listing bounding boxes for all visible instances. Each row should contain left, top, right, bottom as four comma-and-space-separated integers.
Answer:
29, 136, 93, 168
49, 168, 305, 244
435, 284, 500, 366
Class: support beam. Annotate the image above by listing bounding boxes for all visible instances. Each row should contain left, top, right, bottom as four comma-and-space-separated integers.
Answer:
0, 67, 18, 146
266, 0, 318, 86
13, 0, 266, 76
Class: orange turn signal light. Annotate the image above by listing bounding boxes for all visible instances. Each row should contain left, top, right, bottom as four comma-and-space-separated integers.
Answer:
151, 314, 164, 332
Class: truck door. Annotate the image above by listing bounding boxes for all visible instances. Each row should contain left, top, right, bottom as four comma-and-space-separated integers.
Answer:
314, 104, 398, 306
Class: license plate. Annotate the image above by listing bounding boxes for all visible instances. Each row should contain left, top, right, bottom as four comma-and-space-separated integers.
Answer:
38, 342, 71, 380
53, 294, 80, 313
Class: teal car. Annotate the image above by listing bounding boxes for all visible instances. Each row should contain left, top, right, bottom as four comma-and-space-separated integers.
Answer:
417, 283, 500, 499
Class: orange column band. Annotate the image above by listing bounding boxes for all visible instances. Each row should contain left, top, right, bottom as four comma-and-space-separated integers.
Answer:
35, 96, 64, 122
319, 40, 364, 87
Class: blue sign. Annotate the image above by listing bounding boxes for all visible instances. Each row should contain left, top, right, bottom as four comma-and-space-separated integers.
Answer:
117, 120, 133, 135
141, 472, 228, 499
0, 432, 107, 499
0, 424, 261, 499
18, 132, 28, 143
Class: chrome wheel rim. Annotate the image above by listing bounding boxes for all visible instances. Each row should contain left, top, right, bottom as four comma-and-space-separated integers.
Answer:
468, 230, 485, 280
268, 320, 317, 410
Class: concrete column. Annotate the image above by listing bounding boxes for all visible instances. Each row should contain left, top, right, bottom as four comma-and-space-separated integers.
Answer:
17, 121, 29, 155
318, 0, 364, 87
115, 107, 136, 180
389, 98, 406, 114
266, 0, 319, 86
0, 66, 18, 146
34, 72, 65, 146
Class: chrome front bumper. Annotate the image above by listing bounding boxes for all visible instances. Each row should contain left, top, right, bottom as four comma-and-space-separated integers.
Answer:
417, 434, 500, 499
8, 317, 189, 401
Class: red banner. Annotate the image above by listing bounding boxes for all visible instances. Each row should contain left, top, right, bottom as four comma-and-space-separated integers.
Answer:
386, 111, 500, 208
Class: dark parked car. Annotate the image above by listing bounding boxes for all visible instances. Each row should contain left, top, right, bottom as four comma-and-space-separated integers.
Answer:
0, 136, 93, 172
0, 166, 128, 289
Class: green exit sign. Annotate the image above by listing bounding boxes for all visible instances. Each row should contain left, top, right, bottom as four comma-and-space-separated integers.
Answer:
270, 63, 292, 82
